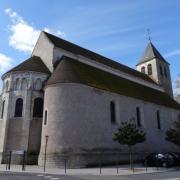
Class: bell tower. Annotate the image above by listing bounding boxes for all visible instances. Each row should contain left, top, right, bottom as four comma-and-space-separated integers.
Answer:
136, 42, 173, 97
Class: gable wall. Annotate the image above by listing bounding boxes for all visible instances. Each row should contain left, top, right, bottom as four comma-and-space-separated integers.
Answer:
32, 32, 54, 72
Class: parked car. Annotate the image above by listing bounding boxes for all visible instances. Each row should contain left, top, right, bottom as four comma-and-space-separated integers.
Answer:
143, 153, 175, 167
165, 152, 180, 166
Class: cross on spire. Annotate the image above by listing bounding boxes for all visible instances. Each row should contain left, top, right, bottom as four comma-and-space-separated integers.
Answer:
147, 28, 152, 42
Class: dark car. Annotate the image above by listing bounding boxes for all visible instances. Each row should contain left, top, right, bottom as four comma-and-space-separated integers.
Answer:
143, 153, 175, 168
166, 152, 180, 166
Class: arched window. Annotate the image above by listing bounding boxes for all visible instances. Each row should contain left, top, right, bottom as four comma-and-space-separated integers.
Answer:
156, 110, 161, 129
147, 64, 152, 75
34, 79, 42, 90
141, 66, 145, 74
160, 65, 163, 76
44, 110, 48, 125
14, 98, 23, 117
110, 101, 116, 124
164, 67, 167, 78
1, 100, 5, 119
21, 78, 28, 90
136, 107, 141, 127
33, 98, 43, 117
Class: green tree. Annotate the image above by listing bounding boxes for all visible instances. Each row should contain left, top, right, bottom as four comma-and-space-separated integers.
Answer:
113, 121, 146, 170
166, 118, 180, 146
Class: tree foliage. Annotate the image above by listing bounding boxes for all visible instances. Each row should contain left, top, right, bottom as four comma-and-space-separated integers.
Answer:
166, 118, 180, 146
113, 122, 146, 147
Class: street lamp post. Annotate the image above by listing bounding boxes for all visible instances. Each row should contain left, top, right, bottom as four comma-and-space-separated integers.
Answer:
44, 135, 49, 172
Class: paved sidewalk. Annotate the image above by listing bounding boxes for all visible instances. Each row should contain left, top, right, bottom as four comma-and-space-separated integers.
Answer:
0, 163, 177, 176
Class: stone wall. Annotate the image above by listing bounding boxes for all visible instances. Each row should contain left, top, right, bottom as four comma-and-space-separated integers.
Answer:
39, 83, 180, 167
28, 118, 43, 154
0, 71, 49, 164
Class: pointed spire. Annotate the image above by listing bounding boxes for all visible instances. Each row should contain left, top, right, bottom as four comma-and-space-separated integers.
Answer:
137, 42, 169, 65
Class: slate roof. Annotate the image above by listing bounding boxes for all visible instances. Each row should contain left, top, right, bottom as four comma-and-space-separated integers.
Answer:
137, 42, 169, 65
43, 31, 156, 85
46, 56, 180, 110
3, 56, 51, 76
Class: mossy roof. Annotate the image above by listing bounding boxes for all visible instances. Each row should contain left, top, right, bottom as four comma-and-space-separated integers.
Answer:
46, 56, 180, 110
3, 56, 51, 77
43, 31, 156, 84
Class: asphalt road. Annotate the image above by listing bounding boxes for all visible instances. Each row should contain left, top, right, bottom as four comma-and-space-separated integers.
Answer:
1, 171, 180, 180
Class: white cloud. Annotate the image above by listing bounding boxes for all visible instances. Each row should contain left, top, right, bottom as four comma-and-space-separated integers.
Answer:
5, 8, 66, 53
0, 53, 13, 73
165, 49, 180, 58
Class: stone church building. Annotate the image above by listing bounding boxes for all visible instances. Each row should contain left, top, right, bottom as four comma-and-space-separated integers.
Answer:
0, 31, 179, 167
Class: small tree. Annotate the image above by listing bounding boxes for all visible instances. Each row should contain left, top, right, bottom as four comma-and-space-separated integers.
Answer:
113, 121, 146, 169
166, 118, 180, 146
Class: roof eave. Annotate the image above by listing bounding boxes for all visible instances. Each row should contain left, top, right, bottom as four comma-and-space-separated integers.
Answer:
2, 70, 50, 80
136, 57, 170, 66
136, 58, 155, 66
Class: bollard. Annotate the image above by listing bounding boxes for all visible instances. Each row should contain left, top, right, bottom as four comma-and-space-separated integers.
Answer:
116, 160, 119, 174
44, 136, 49, 173
6, 155, 8, 170
99, 161, 102, 174
145, 160, 147, 172
64, 159, 67, 174
132, 155, 134, 173
22, 151, 26, 171
156, 158, 159, 171
8, 151, 12, 170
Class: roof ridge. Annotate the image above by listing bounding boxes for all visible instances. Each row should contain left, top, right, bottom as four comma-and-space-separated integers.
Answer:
43, 31, 119, 63
43, 31, 156, 85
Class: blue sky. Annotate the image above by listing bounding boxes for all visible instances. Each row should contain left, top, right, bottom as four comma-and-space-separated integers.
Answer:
0, 0, 180, 93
